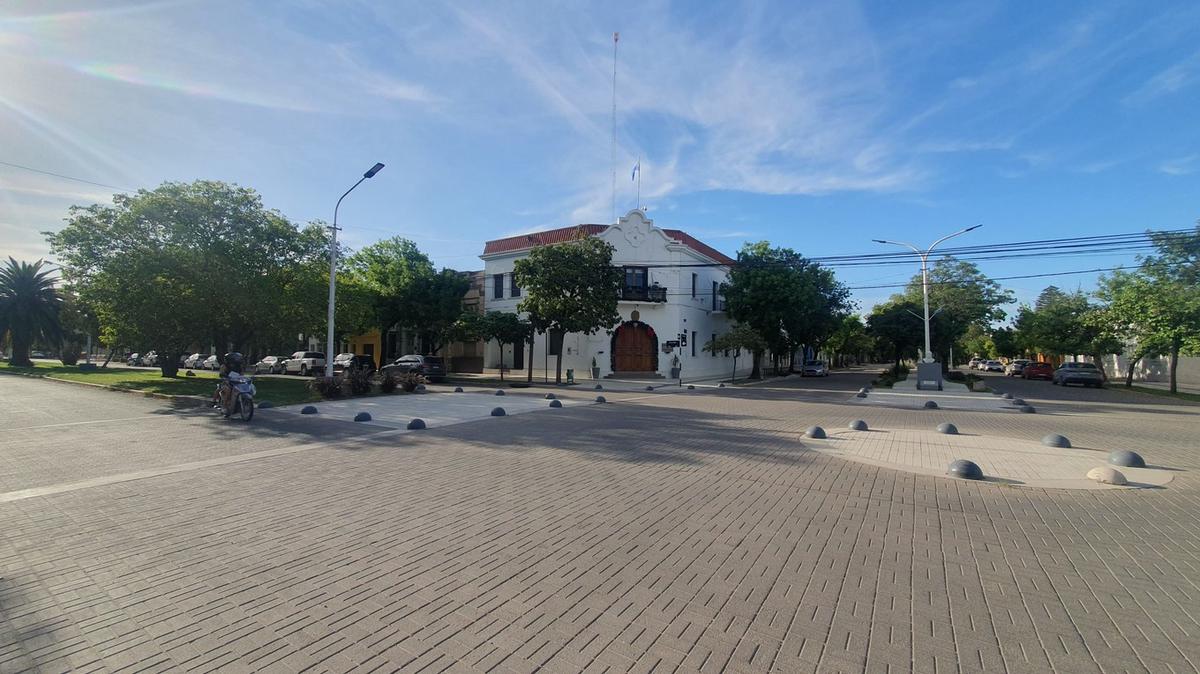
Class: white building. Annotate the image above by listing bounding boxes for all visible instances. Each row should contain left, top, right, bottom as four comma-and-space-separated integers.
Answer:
480, 209, 754, 382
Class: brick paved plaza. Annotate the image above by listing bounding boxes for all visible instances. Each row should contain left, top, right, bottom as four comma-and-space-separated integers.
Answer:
1, 371, 1198, 672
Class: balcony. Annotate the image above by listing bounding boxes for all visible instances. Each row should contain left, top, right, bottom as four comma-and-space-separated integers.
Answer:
619, 285, 667, 303
712, 297, 726, 312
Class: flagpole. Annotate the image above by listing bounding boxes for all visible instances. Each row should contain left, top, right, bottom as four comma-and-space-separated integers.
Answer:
611, 31, 619, 224
636, 156, 641, 210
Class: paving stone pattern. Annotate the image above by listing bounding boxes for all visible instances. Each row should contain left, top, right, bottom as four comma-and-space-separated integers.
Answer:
0, 372, 1198, 672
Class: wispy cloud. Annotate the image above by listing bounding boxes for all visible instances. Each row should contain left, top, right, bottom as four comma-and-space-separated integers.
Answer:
1124, 49, 1200, 105
1159, 154, 1197, 175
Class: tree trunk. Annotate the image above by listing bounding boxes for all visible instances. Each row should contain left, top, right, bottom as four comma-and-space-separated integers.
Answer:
731, 354, 738, 384
526, 334, 534, 383
498, 339, 505, 382
750, 350, 762, 380
102, 348, 115, 368
159, 351, 180, 378
1124, 350, 1143, 388
9, 334, 32, 367
1169, 338, 1180, 394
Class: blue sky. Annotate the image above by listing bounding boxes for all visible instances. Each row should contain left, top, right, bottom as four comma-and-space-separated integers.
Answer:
1, 0, 1197, 315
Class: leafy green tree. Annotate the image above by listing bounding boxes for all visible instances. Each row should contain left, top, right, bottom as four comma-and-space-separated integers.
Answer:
704, 323, 767, 383
897, 257, 1013, 366
1014, 287, 1124, 376
723, 242, 849, 377
513, 234, 623, 384
989, 327, 1018, 359
477, 311, 532, 381
959, 324, 994, 359
0, 258, 64, 367
823, 315, 873, 368
47, 181, 328, 375
867, 300, 924, 367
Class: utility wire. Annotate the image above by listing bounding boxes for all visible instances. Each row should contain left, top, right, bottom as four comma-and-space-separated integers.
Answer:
0, 159, 137, 193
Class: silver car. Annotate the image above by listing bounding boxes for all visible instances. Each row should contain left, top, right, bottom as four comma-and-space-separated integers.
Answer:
254, 355, 287, 374
801, 360, 829, 377
1053, 362, 1106, 388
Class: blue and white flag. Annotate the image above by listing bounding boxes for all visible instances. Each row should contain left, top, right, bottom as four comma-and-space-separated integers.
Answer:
631, 160, 640, 181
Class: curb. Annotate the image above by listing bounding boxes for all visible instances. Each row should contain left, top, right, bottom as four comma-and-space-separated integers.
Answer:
0, 369, 210, 408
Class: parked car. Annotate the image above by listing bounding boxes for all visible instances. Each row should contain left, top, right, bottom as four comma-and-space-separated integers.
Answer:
283, 351, 326, 376
201, 355, 220, 370
982, 360, 1003, 372
126, 352, 142, 366
253, 355, 287, 374
381, 354, 446, 382
141, 351, 159, 367
1053, 362, 1106, 388
184, 353, 208, 369
1005, 359, 1030, 376
967, 358, 981, 369
1022, 362, 1054, 380
801, 359, 829, 377
332, 353, 377, 376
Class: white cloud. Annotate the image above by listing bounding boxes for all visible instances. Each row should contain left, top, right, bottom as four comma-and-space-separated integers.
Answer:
1124, 50, 1200, 105
1159, 155, 1197, 176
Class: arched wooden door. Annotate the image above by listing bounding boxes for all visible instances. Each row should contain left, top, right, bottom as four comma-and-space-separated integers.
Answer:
613, 322, 657, 372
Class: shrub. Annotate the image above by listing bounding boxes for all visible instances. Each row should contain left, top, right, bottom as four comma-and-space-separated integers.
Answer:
380, 372, 398, 394
395, 372, 426, 392
307, 375, 343, 399
345, 367, 373, 396
60, 348, 80, 366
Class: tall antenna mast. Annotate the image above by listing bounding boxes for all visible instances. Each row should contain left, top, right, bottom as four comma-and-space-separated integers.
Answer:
611, 31, 619, 224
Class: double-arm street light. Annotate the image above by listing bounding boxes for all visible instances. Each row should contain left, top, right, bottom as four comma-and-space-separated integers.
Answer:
873, 224, 981, 363
325, 162, 385, 376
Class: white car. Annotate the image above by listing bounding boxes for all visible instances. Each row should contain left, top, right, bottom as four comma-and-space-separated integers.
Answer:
283, 351, 326, 376
801, 360, 829, 377
984, 360, 1004, 372
141, 350, 159, 367
184, 353, 208, 369
201, 355, 220, 370
1005, 359, 1030, 376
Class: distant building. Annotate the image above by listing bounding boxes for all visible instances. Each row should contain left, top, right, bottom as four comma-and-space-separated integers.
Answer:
481, 209, 754, 381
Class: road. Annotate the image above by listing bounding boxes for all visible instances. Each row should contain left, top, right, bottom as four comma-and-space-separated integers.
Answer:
1, 370, 1197, 672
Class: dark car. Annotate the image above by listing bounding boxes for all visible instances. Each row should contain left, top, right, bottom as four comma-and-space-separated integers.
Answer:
332, 353, 377, 376
1053, 361, 1106, 388
381, 354, 446, 382
1022, 362, 1054, 380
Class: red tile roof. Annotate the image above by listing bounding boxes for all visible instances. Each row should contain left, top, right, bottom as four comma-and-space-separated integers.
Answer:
482, 224, 735, 265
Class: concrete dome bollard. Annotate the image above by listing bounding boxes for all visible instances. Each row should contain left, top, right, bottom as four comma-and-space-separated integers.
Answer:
848, 419, 868, 431
645, 385, 654, 391
687, 385, 696, 390
924, 400, 939, 409
549, 399, 563, 408
948, 459, 984, 480
545, 393, 556, 399
1019, 405, 1036, 413
805, 426, 826, 439
495, 389, 505, 396
595, 396, 607, 403
1108, 450, 1145, 468
718, 383, 725, 388
1002, 393, 1013, 399
1087, 466, 1127, 485
257, 401, 274, 409
594, 384, 603, 390
407, 418, 426, 430
856, 392, 868, 398
301, 405, 318, 415
937, 422, 958, 435
354, 412, 372, 422
1042, 434, 1071, 448
453, 386, 464, 393
1011, 398, 1025, 406
858, 387, 869, 394
490, 407, 506, 417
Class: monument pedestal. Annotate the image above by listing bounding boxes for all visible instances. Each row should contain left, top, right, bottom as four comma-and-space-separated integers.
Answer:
916, 362, 943, 391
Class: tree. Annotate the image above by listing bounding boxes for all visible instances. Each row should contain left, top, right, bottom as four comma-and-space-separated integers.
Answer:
1014, 287, 1125, 376
0, 258, 63, 367
704, 324, 767, 383
47, 181, 329, 376
723, 242, 849, 377
990, 327, 1018, 359
1093, 227, 1200, 392
513, 234, 623, 384
897, 257, 1014, 367
345, 237, 468, 354
823, 315, 873, 368
477, 312, 532, 382
867, 301, 924, 367
959, 324, 994, 359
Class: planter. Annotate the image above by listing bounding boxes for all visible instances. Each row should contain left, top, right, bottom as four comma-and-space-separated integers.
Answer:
591, 367, 600, 379
669, 367, 681, 379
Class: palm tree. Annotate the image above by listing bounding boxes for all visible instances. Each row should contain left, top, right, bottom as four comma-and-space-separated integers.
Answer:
0, 258, 63, 366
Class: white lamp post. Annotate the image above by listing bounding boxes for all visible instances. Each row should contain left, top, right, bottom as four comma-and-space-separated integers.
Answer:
326, 162, 385, 376
873, 225, 981, 363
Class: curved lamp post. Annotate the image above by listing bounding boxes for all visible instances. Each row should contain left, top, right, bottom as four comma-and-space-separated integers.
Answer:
873, 225, 980, 363
325, 162, 385, 376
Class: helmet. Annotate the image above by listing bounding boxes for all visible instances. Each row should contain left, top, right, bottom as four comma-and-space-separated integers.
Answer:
224, 352, 244, 365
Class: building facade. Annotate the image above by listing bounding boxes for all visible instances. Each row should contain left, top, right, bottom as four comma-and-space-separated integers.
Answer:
481, 209, 754, 381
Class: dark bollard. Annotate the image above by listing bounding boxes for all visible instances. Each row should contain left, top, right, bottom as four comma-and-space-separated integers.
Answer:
301, 405, 318, 415
1108, 450, 1145, 468
848, 419, 868, 431
407, 418, 426, 430
805, 426, 826, 439
490, 407, 506, 417
948, 459, 984, 480
937, 422, 958, 435
1042, 434, 1071, 448
924, 400, 939, 409
354, 412, 372, 422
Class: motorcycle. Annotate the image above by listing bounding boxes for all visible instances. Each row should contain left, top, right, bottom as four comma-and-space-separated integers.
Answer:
215, 372, 256, 421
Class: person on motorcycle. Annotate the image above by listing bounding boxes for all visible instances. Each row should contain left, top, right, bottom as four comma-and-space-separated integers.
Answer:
213, 352, 245, 416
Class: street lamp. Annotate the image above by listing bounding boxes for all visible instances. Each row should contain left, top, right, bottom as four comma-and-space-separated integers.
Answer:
873, 224, 981, 363
326, 162, 385, 376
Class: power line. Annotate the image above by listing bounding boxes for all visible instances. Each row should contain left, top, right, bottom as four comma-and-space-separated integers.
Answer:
0, 159, 137, 193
